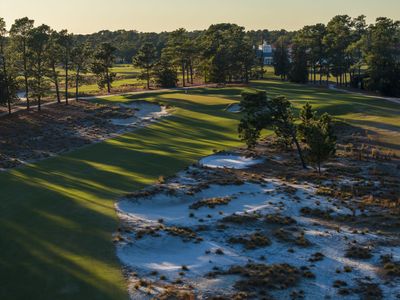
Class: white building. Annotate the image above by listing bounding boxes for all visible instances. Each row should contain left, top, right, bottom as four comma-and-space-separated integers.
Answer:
258, 41, 274, 65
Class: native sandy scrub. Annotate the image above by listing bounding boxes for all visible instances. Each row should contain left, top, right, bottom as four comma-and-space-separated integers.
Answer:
0, 100, 169, 170
115, 136, 400, 299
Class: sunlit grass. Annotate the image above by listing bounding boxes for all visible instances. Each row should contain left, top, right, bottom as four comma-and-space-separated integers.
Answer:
0, 87, 243, 300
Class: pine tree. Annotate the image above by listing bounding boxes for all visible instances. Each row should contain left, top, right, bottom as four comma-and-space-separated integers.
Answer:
9, 17, 34, 109
133, 42, 157, 89
288, 44, 308, 83
153, 59, 178, 88
238, 91, 306, 168
27, 24, 51, 111
71, 43, 92, 100
92, 43, 116, 93
273, 37, 290, 80
302, 111, 336, 174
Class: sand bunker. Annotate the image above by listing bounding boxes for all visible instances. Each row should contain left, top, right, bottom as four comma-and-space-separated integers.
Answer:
115, 161, 400, 299
199, 153, 264, 169
225, 103, 242, 113
111, 101, 168, 126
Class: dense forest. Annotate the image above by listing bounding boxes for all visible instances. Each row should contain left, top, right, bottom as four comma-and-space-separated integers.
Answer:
1, 15, 399, 114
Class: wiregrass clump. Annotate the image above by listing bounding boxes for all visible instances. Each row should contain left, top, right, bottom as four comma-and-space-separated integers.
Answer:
273, 228, 311, 247
227, 263, 303, 291
265, 213, 297, 226
221, 212, 261, 224
228, 232, 271, 249
345, 245, 372, 259
189, 196, 232, 210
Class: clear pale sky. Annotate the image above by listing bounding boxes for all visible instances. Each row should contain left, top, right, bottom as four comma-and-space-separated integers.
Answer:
1, 0, 399, 34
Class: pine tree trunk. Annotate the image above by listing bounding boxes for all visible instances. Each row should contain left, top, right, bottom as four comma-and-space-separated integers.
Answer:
4, 69, 11, 115
75, 69, 80, 101
65, 60, 69, 105
37, 78, 40, 111
319, 66, 322, 85
107, 77, 111, 93
38, 60, 41, 111
190, 61, 193, 84
1, 42, 11, 115
181, 62, 185, 87
292, 134, 307, 169
106, 70, 111, 94
327, 71, 330, 85
23, 41, 30, 110
313, 65, 316, 84
53, 64, 60, 103
245, 67, 249, 83
186, 65, 190, 85
24, 63, 31, 110
7, 92, 11, 114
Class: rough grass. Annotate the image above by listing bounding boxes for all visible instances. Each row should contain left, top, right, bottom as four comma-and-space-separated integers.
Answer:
0, 79, 399, 299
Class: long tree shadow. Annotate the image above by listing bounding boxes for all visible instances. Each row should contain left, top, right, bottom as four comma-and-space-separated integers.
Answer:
0, 89, 243, 300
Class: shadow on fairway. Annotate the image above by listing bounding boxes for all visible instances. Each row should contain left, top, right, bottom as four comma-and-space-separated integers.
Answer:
0, 91, 242, 300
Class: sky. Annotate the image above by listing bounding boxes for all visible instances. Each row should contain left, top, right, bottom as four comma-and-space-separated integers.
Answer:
1, 0, 400, 34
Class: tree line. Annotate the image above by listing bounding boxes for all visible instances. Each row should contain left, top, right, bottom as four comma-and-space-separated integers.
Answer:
0, 19, 262, 114
273, 15, 400, 97
0, 17, 120, 113
1, 15, 399, 115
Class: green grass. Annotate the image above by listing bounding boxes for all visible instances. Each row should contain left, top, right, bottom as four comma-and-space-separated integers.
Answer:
77, 65, 143, 94
0, 88, 242, 300
44, 64, 144, 95
110, 65, 141, 75
251, 80, 400, 151
78, 78, 144, 94
1, 79, 399, 299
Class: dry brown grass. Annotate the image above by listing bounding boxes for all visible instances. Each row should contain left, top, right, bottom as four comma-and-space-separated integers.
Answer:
189, 197, 232, 210
228, 232, 271, 249
221, 213, 261, 224
265, 213, 297, 226
226, 263, 303, 291
156, 288, 195, 300
165, 227, 198, 241
273, 228, 311, 247
345, 245, 372, 259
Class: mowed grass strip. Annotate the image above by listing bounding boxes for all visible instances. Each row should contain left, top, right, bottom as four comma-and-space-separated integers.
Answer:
0, 89, 242, 300
0, 79, 398, 300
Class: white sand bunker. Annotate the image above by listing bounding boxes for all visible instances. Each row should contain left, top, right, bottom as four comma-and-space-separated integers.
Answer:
111, 101, 168, 126
200, 153, 264, 169
115, 164, 400, 299
225, 103, 242, 113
